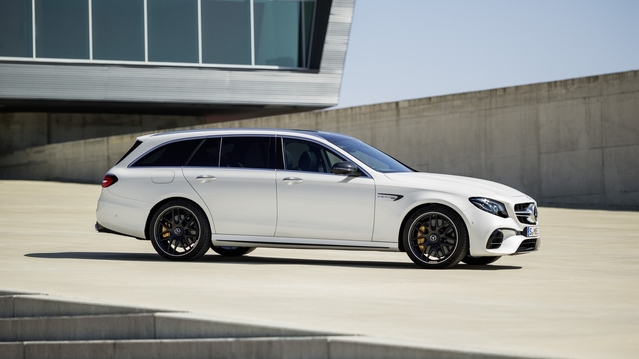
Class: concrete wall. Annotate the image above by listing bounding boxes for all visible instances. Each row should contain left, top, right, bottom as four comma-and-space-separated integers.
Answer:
1, 70, 638, 209
0, 113, 206, 154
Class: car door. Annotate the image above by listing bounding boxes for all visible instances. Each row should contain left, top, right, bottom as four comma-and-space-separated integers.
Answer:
183, 136, 277, 236
275, 137, 375, 241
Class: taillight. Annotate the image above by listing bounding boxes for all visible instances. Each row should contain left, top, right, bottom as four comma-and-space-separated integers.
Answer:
102, 174, 118, 188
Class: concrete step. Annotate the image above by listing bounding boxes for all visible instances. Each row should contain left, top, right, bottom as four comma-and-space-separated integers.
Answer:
0, 312, 336, 342
0, 291, 539, 359
0, 294, 164, 318
0, 337, 531, 359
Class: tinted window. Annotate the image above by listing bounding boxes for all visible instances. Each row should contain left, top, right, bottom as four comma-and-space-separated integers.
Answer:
116, 140, 143, 165
220, 137, 273, 169
283, 138, 343, 173
132, 139, 202, 167
201, 0, 251, 65
254, 0, 315, 67
35, 0, 89, 59
92, 0, 144, 61
186, 138, 221, 167
0, 0, 32, 58
147, 0, 198, 63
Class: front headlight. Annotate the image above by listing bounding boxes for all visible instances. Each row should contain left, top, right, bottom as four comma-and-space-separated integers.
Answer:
469, 197, 508, 218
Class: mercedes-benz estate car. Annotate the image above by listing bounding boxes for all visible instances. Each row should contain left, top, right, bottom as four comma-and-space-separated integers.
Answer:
95, 128, 539, 269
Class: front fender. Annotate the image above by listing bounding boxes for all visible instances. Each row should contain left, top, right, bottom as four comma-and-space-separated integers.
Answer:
372, 188, 474, 246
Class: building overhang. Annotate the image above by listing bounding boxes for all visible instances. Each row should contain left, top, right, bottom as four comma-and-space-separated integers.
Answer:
0, 0, 354, 115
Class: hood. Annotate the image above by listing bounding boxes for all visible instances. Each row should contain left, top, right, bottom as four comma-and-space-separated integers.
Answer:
384, 172, 530, 200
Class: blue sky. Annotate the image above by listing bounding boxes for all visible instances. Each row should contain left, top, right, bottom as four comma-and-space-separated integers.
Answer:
335, 0, 639, 109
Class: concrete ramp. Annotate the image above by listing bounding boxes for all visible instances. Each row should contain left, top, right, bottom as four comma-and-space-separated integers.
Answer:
0, 291, 539, 359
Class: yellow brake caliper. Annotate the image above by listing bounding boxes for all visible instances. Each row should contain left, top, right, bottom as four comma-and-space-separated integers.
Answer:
417, 225, 426, 252
162, 225, 170, 239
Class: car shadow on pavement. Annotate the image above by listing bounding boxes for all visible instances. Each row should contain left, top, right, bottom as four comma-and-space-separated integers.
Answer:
25, 252, 521, 270
25, 252, 164, 262
201, 255, 522, 270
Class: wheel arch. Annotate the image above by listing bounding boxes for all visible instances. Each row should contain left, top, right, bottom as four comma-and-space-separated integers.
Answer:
397, 202, 469, 252
144, 197, 212, 240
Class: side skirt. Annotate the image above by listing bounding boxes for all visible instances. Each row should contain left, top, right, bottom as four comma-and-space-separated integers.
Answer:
212, 235, 399, 252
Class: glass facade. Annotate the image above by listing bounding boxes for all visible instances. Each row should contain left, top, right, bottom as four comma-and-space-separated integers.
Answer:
201, 0, 251, 65
92, 0, 145, 61
35, 0, 89, 59
148, 0, 199, 63
0, 0, 33, 57
0, 0, 316, 69
254, 0, 315, 67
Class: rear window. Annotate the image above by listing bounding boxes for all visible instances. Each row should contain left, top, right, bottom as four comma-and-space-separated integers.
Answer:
116, 140, 143, 165
131, 139, 203, 167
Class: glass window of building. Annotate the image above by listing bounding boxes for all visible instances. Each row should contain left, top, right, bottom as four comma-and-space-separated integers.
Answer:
148, 0, 199, 63
92, 0, 144, 61
35, 0, 89, 59
254, 0, 315, 67
0, 0, 33, 58
2, 0, 317, 68
201, 0, 251, 65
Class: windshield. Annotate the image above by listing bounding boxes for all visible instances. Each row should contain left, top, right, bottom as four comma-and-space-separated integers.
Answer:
319, 133, 413, 173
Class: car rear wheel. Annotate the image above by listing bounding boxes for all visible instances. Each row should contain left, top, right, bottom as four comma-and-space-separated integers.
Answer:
462, 255, 500, 265
211, 246, 256, 257
403, 205, 468, 269
149, 201, 211, 261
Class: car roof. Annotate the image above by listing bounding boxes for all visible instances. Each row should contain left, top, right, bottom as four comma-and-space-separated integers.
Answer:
140, 128, 339, 142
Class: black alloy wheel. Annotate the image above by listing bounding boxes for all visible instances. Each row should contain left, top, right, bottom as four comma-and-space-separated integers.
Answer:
149, 201, 211, 261
403, 205, 468, 269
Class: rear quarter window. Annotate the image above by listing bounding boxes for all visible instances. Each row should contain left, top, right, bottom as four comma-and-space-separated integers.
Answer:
116, 140, 143, 165
131, 139, 203, 167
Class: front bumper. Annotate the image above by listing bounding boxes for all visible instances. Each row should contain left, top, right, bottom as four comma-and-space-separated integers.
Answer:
465, 204, 540, 257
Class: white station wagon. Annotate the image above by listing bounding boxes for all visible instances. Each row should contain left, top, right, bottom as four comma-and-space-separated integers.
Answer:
96, 129, 539, 269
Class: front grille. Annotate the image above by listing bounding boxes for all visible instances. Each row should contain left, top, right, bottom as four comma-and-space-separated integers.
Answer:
516, 238, 537, 253
515, 202, 538, 225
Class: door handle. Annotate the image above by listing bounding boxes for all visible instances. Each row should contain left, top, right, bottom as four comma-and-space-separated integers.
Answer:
283, 177, 303, 184
196, 175, 216, 183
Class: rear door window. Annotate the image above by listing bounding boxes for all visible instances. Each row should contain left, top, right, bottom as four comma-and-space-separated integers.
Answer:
220, 136, 275, 169
186, 138, 220, 167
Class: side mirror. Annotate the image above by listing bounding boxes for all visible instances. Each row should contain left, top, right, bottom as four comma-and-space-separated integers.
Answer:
332, 161, 361, 176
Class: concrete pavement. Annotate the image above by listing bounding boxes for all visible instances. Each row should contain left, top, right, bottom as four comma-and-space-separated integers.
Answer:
1, 180, 638, 358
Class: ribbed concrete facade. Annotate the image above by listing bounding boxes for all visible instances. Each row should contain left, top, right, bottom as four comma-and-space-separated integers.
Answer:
1, 70, 638, 209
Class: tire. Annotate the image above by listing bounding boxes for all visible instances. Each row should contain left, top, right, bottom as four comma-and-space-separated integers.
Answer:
211, 246, 256, 257
148, 200, 211, 261
462, 255, 500, 266
402, 204, 468, 269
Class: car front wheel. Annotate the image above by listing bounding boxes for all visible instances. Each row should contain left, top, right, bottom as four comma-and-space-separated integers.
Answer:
403, 205, 468, 269
149, 201, 211, 261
